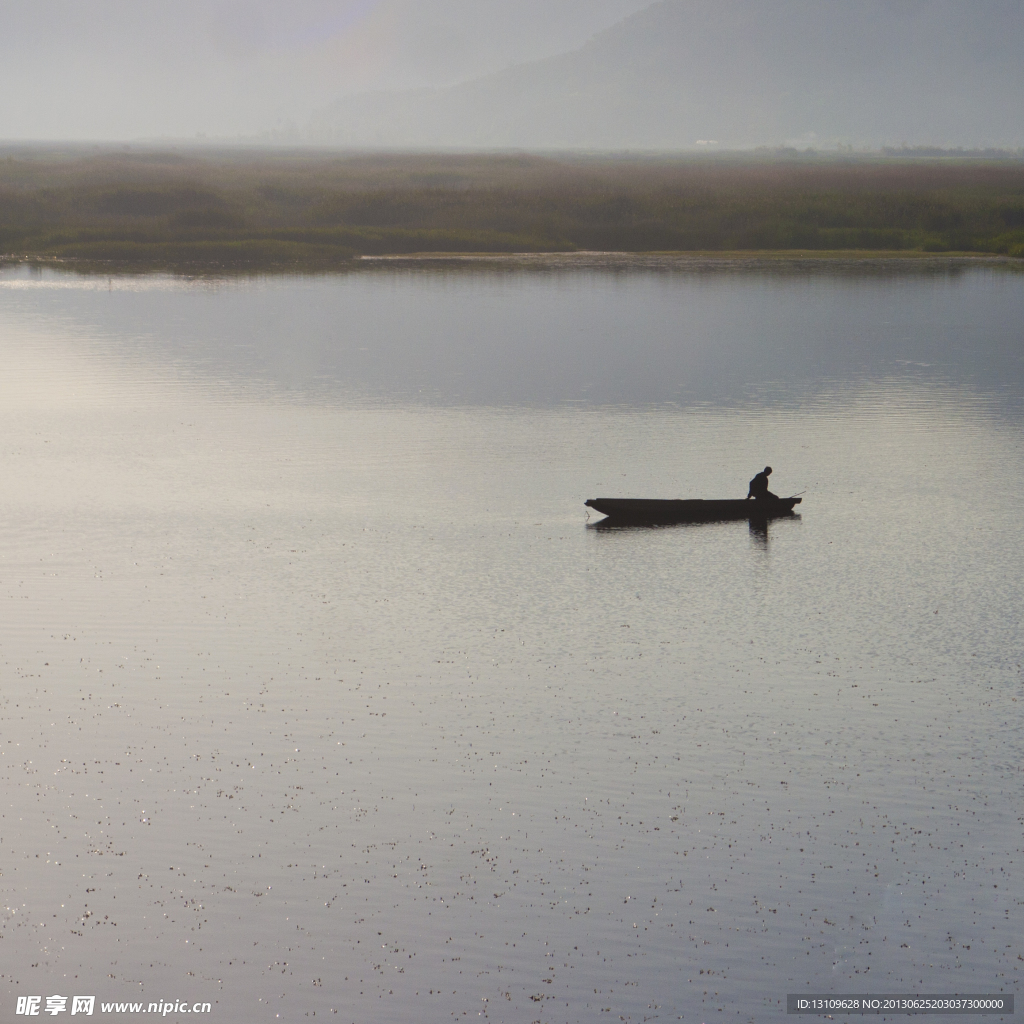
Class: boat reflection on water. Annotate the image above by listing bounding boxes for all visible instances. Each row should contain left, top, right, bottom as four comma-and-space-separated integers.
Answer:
747, 516, 778, 546
586, 512, 801, 536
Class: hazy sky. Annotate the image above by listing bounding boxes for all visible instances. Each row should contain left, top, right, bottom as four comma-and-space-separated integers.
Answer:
303, 0, 1023, 152
0, 0, 651, 140
4, 1, 1020, 149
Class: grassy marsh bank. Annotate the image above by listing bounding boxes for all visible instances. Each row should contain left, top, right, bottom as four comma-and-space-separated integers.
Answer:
2, 148, 1023, 270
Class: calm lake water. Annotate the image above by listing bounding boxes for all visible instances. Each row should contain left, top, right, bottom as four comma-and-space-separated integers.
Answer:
1, 260, 1022, 1022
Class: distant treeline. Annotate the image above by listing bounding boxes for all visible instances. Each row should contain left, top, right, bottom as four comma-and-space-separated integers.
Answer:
2, 149, 1023, 268
879, 146, 1024, 160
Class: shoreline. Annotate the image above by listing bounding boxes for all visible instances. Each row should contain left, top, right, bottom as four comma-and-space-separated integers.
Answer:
4, 153, 1022, 272
3, 249, 1020, 277
358, 249, 1021, 268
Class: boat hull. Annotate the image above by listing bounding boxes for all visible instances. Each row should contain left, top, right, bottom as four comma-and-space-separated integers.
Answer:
584, 496, 801, 525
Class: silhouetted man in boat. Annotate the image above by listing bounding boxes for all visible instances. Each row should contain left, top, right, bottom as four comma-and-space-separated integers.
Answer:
747, 466, 778, 501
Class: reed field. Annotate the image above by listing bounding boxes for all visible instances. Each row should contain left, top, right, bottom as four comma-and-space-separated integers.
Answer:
1, 147, 1023, 269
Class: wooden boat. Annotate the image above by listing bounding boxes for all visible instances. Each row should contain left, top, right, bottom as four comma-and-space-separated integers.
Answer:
584, 495, 802, 525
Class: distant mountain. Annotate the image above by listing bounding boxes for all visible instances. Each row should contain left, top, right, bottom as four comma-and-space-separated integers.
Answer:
309, 0, 1024, 150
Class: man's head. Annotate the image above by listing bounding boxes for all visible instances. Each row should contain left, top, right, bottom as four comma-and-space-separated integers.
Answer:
764, 466, 772, 475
